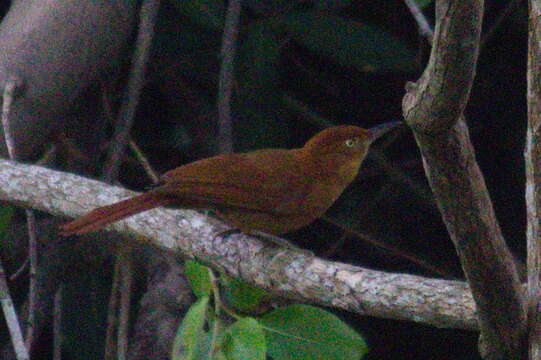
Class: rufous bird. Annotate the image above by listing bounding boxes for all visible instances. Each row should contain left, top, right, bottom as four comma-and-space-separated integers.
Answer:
60, 122, 400, 237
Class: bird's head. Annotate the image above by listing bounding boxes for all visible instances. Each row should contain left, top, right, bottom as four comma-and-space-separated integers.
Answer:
303, 122, 401, 159
301, 122, 401, 184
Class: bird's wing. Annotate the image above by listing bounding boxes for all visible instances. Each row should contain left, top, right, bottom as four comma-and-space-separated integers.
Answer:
153, 149, 311, 215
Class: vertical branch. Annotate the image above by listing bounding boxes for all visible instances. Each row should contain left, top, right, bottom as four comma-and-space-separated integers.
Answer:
2, 80, 18, 158
100, 1, 160, 357
102, 0, 160, 181
217, 0, 242, 154
23, 209, 37, 351
402, 1, 526, 358
526, 1, 541, 358
104, 257, 121, 360
52, 286, 63, 360
0, 80, 29, 360
116, 248, 133, 360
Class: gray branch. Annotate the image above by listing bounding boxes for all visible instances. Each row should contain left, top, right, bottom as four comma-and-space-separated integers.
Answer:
0, 159, 478, 330
526, 1, 541, 358
402, 1, 526, 358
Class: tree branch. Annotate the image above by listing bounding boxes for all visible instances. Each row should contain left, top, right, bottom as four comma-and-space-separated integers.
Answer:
217, 0, 241, 154
0, 159, 478, 330
526, 1, 541, 358
402, 1, 526, 358
102, 0, 160, 182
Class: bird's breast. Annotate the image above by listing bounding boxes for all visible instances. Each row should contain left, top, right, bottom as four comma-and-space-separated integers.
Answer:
337, 157, 362, 185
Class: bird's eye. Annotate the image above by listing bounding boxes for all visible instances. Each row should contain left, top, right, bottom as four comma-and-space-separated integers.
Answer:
345, 139, 355, 147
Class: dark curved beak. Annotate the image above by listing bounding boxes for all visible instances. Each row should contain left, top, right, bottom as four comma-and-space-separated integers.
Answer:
368, 121, 402, 142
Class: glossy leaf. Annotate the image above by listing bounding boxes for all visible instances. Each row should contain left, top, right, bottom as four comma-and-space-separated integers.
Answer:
223, 276, 268, 313
261, 304, 368, 360
172, 296, 210, 360
185, 260, 213, 298
223, 318, 266, 360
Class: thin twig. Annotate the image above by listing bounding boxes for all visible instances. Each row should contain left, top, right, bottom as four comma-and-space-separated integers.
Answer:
281, 94, 334, 128
117, 247, 133, 360
481, 0, 522, 50
101, 2, 160, 357
104, 256, 121, 360
23, 209, 38, 351
2, 81, 17, 159
0, 262, 28, 360
403, 0, 434, 43
53, 286, 63, 360
322, 215, 454, 278
102, 0, 160, 181
217, 0, 242, 154
129, 139, 159, 183
9, 258, 29, 281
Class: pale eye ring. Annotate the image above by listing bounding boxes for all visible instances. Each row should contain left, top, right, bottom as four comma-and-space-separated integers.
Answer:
345, 139, 355, 147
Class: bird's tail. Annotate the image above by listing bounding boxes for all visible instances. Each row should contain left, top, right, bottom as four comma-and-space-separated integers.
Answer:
59, 192, 172, 236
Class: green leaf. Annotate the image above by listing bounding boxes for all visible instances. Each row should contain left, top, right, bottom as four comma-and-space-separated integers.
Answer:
185, 261, 213, 298
261, 305, 368, 360
172, 296, 210, 360
214, 350, 227, 360
274, 11, 416, 72
223, 277, 268, 313
171, 0, 225, 30
0, 205, 13, 235
223, 318, 266, 360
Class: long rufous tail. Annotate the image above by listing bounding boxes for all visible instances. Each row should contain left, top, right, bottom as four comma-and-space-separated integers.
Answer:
59, 192, 172, 236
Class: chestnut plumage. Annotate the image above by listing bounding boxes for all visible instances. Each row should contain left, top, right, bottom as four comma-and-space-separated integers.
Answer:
60, 123, 400, 236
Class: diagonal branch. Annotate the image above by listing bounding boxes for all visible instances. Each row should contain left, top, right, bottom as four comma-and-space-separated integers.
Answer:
402, 1, 526, 358
0, 159, 478, 330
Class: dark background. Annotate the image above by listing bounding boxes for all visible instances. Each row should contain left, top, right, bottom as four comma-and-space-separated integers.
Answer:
0, 0, 527, 359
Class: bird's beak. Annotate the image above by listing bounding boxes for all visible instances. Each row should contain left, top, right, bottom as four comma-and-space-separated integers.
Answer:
368, 121, 402, 142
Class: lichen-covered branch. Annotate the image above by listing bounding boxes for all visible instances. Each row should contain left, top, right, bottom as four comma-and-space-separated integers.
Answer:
0, 159, 477, 330
526, 1, 541, 358
402, 1, 526, 358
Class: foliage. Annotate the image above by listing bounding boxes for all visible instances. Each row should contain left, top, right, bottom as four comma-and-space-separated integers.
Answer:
173, 260, 367, 360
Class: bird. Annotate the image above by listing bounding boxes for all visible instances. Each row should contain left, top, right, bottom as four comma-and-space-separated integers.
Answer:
59, 122, 400, 237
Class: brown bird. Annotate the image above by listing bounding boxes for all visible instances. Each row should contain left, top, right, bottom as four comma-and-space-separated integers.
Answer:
60, 122, 400, 237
